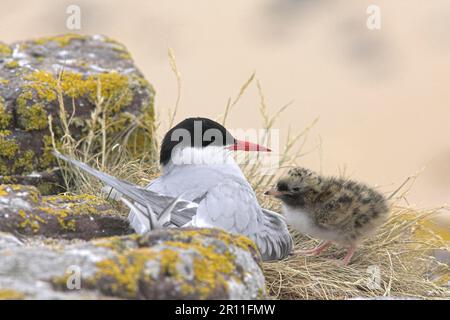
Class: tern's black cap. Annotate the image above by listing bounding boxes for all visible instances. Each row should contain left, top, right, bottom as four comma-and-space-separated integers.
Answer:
159, 117, 236, 166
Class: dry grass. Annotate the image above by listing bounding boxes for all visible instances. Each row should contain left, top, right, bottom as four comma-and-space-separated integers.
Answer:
52, 54, 450, 300
262, 206, 449, 299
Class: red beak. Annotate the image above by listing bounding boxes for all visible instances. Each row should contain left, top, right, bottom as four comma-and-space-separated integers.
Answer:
227, 140, 271, 152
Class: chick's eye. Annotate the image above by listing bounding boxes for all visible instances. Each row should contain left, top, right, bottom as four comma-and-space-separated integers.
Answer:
292, 187, 300, 192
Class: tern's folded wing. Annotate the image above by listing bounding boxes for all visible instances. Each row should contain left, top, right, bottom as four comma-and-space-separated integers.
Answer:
192, 178, 292, 261
191, 178, 257, 232
258, 208, 293, 261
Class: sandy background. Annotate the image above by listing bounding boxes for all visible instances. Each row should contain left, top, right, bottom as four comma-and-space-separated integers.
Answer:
0, 0, 449, 222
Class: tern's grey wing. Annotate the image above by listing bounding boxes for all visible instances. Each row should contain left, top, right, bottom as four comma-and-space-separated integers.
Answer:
191, 178, 258, 233
258, 208, 293, 261
144, 165, 241, 200
192, 178, 293, 261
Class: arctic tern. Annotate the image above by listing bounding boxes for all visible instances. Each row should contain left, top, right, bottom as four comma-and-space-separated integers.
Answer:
53, 117, 292, 261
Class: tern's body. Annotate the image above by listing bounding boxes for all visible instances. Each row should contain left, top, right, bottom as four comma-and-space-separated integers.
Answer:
129, 146, 293, 261
55, 118, 293, 261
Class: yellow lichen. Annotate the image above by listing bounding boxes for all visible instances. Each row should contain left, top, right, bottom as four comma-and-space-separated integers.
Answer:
23, 71, 57, 102
87, 229, 256, 299
16, 91, 34, 107
0, 184, 40, 202
91, 247, 184, 298
39, 135, 58, 169
33, 34, 87, 47
0, 100, 12, 129
0, 43, 12, 56
36, 194, 117, 231
17, 103, 48, 131
90, 72, 132, 109
13, 150, 35, 173
0, 131, 18, 159
1, 187, 119, 233
18, 209, 46, 233
94, 234, 140, 252
118, 52, 132, 60
5, 60, 19, 69
109, 41, 133, 61
163, 239, 235, 299
44, 193, 103, 205
0, 176, 13, 183
17, 68, 154, 157
159, 248, 180, 276
23, 70, 131, 108
37, 206, 75, 231
50, 273, 71, 290
0, 289, 24, 300
0, 186, 8, 197
0, 131, 16, 175
93, 248, 157, 298
171, 228, 258, 253
58, 72, 88, 98
0, 78, 9, 85
0, 161, 8, 175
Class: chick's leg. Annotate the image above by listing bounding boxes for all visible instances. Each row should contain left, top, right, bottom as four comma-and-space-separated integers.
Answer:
294, 240, 332, 256
341, 245, 357, 265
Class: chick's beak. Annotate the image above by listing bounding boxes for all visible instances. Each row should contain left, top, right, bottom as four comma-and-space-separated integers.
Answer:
264, 189, 284, 197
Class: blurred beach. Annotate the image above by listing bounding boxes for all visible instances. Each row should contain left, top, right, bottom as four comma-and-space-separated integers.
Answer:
0, 0, 449, 223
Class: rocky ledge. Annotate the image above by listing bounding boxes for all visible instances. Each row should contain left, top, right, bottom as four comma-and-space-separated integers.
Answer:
0, 184, 132, 239
0, 228, 266, 300
0, 184, 266, 300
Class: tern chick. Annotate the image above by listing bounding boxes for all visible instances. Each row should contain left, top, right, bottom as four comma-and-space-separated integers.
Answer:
265, 168, 389, 265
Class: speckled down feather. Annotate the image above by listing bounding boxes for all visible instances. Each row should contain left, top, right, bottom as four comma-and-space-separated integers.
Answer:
276, 167, 390, 246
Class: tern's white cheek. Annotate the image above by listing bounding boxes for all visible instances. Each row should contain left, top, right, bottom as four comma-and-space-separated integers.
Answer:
170, 146, 235, 166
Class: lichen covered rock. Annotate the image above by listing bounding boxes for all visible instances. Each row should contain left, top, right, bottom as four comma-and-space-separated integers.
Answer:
0, 184, 132, 239
0, 34, 155, 194
0, 228, 266, 300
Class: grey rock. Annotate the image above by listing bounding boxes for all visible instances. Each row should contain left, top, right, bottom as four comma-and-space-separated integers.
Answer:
0, 228, 267, 300
0, 231, 23, 249
0, 34, 155, 194
434, 249, 450, 265
0, 184, 132, 239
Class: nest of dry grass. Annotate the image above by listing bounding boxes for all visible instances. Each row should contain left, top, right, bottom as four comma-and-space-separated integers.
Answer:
262, 206, 449, 299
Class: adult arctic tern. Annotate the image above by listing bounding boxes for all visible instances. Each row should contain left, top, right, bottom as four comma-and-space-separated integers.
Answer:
53, 117, 293, 261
